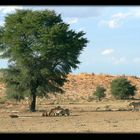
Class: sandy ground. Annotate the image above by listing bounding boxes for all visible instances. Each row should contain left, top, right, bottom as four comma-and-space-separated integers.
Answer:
1, 111, 140, 133
0, 100, 140, 133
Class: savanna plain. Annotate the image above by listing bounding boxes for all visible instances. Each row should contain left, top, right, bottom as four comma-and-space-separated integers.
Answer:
0, 73, 140, 133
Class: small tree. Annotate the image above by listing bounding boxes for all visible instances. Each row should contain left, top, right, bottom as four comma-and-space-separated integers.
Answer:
93, 86, 106, 101
110, 77, 136, 99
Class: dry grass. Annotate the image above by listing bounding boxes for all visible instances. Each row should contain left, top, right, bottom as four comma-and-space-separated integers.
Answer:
0, 98, 140, 133
1, 73, 140, 133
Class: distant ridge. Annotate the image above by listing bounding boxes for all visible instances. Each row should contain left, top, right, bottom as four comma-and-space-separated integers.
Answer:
0, 73, 140, 101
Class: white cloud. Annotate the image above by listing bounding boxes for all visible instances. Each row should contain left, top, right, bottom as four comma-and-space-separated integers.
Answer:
99, 9, 140, 29
111, 12, 130, 19
108, 19, 120, 29
101, 49, 114, 55
0, 6, 24, 14
65, 18, 78, 24
133, 57, 140, 63
106, 12, 131, 29
98, 19, 120, 29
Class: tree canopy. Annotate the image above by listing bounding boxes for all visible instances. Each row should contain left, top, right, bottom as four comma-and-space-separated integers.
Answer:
110, 77, 136, 99
0, 9, 88, 111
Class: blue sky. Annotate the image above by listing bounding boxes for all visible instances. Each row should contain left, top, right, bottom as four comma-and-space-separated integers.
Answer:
0, 6, 140, 76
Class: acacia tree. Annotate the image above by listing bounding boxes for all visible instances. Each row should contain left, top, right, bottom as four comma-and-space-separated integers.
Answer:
0, 9, 88, 112
110, 77, 136, 99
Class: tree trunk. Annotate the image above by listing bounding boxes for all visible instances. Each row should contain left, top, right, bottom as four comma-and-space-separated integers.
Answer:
29, 89, 36, 112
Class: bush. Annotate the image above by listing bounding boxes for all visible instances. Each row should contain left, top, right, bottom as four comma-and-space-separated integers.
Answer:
93, 86, 106, 101
110, 77, 136, 99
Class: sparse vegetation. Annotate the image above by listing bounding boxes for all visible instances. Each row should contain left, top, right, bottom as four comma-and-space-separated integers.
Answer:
0, 97, 7, 104
87, 96, 95, 102
93, 86, 106, 101
110, 77, 136, 100
104, 105, 112, 111
118, 108, 127, 111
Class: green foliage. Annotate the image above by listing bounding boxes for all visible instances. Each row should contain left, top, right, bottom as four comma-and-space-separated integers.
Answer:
93, 86, 106, 101
0, 9, 88, 111
0, 68, 6, 82
110, 77, 136, 99
6, 91, 25, 101
6, 85, 29, 101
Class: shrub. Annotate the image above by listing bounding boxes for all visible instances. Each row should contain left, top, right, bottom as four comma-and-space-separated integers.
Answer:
93, 86, 106, 101
110, 77, 136, 100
